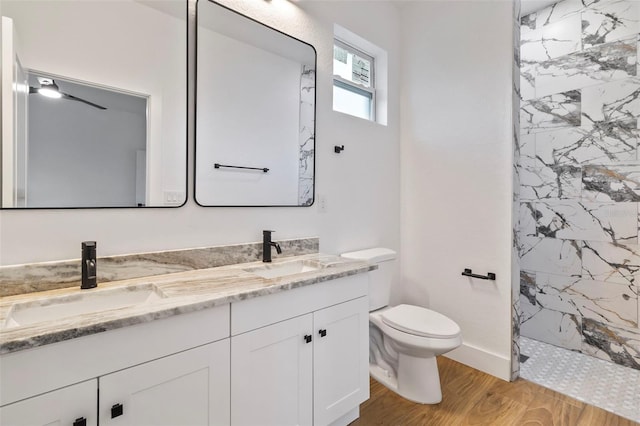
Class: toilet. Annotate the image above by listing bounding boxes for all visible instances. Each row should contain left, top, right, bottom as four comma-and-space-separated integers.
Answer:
341, 248, 462, 404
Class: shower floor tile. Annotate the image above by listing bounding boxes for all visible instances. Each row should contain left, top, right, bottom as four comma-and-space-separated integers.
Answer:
520, 336, 640, 423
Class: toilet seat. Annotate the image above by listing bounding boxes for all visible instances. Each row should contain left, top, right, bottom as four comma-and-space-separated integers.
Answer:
369, 308, 462, 357
381, 304, 460, 338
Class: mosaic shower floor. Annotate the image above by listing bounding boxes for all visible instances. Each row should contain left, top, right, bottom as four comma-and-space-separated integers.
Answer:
520, 337, 640, 423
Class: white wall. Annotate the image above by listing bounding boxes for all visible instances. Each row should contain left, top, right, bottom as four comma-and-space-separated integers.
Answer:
399, 1, 515, 380
196, 29, 300, 206
0, 0, 401, 287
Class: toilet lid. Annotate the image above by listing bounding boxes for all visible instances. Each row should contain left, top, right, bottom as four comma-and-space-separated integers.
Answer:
381, 304, 461, 338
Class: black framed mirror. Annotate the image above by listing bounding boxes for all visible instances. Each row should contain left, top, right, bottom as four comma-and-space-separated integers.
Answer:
195, 0, 316, 207
0, 0, 187, 209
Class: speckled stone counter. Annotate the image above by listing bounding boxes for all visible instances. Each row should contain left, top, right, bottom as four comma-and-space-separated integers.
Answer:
0, 254, 374, 355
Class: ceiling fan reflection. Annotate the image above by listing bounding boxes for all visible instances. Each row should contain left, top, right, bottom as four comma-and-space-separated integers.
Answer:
28, 78, 107, 110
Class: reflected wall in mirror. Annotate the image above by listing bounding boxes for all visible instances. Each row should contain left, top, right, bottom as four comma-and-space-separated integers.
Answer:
0, 0, 187, 208
196, 0, 316, 207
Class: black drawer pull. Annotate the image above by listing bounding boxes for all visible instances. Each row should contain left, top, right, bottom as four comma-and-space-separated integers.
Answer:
73, 417, 87, 426
304, 334, 312, 344
111, 403, 124, 418
319, 329, 327, 337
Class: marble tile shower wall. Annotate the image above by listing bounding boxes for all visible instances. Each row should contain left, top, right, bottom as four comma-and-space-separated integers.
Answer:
512, 0, 523, 381
518, 0, 640, 370
298, 65, 315, 206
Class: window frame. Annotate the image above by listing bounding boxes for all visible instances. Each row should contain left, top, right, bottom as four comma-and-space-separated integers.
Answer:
333, 38, 376, 121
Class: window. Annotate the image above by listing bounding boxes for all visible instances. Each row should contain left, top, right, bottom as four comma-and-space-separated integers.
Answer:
333, 39, 375, 121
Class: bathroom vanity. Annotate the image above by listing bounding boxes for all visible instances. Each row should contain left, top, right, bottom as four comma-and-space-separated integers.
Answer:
0, 255, 373, 426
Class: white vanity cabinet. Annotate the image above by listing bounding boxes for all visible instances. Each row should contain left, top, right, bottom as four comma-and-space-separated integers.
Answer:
100, 339, 230, 426
231, 314, 314, 425
0, 306, 231, 426
1, 271, 371, 426
0, 379, 97, 426
230, 274, 370, 426
0, 340, 230, 426
312, 297, 369, 426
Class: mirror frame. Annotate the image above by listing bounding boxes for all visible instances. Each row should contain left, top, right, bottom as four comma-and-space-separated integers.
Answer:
194, 0, 317, 208
0, 0, 189, 210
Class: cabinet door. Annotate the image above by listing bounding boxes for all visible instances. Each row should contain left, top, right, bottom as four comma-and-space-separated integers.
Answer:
231, 314, 313, 426
99, 339, 230, 426
313, 297, 369, 426
0, 379, 97, 426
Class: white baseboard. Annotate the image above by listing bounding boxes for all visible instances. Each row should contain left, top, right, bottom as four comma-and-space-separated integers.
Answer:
444, 342, 511, 381
330, 407, 359, 426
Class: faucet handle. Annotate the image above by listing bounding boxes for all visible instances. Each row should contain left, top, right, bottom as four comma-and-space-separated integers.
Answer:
82, 241, 96, 249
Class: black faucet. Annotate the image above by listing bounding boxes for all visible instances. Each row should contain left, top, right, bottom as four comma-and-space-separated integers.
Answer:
81, 241, 97, 289
262, 230, 282, 263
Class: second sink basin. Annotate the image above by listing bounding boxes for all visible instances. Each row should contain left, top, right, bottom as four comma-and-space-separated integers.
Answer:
244, 260, 321, 279
3, 283, 166, 329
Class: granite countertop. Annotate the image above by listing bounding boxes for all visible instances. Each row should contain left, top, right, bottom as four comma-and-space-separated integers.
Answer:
0, 254, 375, 355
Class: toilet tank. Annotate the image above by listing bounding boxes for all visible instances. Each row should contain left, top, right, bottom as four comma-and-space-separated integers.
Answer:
340, 248, 397, 311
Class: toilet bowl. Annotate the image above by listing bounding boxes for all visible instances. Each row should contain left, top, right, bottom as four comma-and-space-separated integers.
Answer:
369, 304, 461, 403
341, 248, 462, 404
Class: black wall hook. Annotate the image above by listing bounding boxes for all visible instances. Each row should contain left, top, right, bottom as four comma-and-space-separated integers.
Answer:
334, 145, 345, 153
462, 268, 496, 280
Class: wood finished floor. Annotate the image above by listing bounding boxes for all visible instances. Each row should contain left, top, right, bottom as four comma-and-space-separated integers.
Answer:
352, 357, 639, 426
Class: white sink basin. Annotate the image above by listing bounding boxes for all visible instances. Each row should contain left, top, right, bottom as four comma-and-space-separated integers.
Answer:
3, 283, 166, 329
244, 260, 321, 279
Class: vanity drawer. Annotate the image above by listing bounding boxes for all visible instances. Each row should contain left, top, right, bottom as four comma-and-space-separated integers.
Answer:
0, 304, 230, 406
231, 274, 368, 336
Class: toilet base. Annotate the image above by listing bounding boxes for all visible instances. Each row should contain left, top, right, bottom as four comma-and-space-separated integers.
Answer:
370, 354, 443, 404
370, 363, 399, 393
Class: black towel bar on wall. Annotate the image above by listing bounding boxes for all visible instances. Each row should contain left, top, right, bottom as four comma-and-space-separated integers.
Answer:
214, 163, 269, 173
461, 268, 496, 280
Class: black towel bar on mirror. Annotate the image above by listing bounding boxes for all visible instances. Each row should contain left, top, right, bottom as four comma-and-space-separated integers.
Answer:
214, 163, 269, 173
461, 268, 496, 280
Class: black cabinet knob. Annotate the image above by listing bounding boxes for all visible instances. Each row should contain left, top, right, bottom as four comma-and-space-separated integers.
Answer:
319, 329, 327, 337
111, 403, 124, 418
304, 334, 312, 344
73, 418, 87, 426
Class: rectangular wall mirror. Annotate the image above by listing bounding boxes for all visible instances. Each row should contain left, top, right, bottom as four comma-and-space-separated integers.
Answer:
195, 0, 316, 207
0, 0, 187, 208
